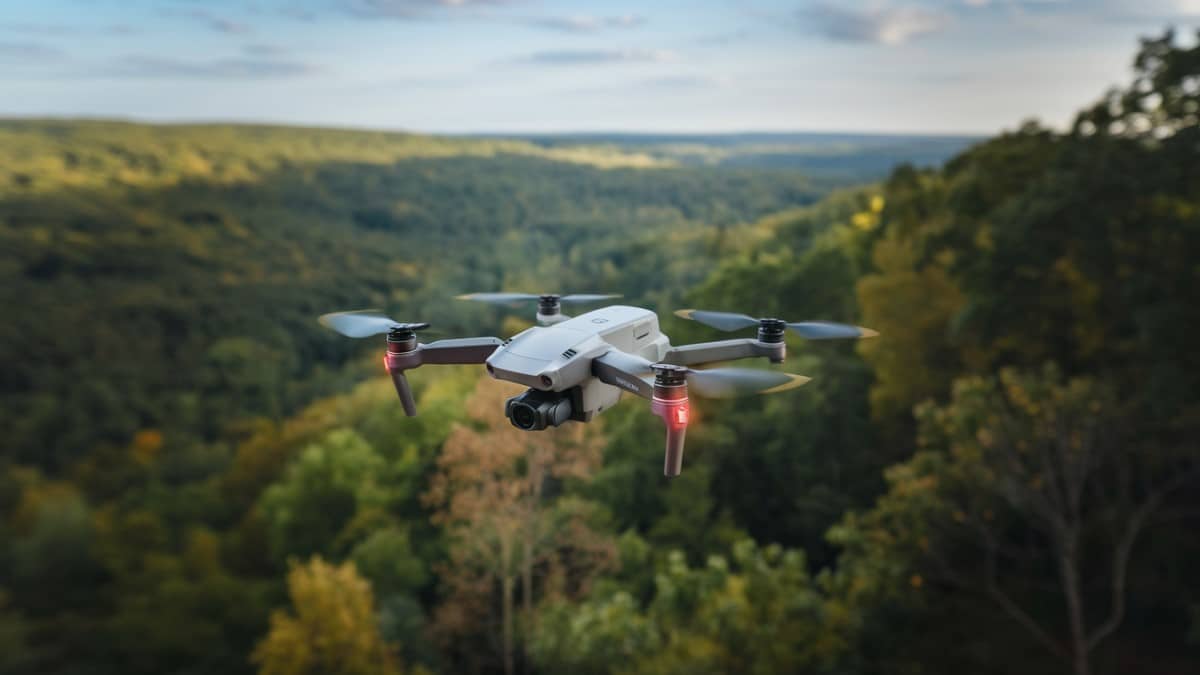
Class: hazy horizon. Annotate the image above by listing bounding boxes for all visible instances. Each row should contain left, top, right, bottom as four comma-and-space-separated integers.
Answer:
2, 114, 989, 138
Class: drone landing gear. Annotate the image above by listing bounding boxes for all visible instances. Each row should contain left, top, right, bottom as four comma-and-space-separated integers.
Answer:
385, 328, 421, 416
650, 365, 690, 478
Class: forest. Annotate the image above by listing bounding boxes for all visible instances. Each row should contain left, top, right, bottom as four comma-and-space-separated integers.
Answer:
0, 32, 1198, 675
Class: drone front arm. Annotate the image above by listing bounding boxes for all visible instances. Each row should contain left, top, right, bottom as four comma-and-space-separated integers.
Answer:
419, 337, 505, 364
592, 350, 655, 399
660, 338, 785, 367
385, 337, 503, 417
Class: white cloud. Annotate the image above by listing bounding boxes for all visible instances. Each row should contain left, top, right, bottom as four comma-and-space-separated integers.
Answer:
807, 3, 949, 46
342, 0, 506, 18
516, 49, 677, 65
106, 56, 317, 79
529, 14, 645, 32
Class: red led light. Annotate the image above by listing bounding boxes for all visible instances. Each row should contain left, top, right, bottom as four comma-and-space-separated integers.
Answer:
673, 404, 689, 427
383, 354, 390, 371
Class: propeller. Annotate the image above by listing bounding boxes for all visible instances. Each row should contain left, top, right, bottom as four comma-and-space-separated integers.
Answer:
319, 310, 430, 339
684, 366, 811, 398
594, 352, 811, 401
456, 292, 621, 305
674, 309, 878, 340
458, 292, 622, 326
646, 363, 809, 477
319, 310, 434, 416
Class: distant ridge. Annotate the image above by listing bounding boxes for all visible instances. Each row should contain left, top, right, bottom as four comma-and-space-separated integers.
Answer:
466, 131, 980, 176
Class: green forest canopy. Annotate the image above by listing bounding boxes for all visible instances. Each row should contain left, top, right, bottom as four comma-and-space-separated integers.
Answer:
0, 30, 1198, 675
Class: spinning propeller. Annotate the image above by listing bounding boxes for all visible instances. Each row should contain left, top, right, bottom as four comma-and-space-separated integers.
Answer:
675, 309, 878, 341
591, 352, 810, 477
319, 310, 429, 339
456, 292, 620, 305
319, 310, 502, 417
457, 292, 621, 324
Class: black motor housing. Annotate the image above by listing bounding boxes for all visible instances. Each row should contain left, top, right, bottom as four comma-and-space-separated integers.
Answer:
505, 389, 574, 431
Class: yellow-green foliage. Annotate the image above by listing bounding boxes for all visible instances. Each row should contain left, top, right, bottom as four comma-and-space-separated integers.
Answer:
0, 120, 670, 195
253, 557, 402, 675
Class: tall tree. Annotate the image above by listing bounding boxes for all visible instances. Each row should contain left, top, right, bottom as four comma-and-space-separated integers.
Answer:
252, 557, 401, 675
424, 378, 614, 675
831, 365, 1199, 675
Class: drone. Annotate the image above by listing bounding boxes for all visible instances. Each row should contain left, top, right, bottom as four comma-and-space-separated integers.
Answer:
319, 293, 877, 477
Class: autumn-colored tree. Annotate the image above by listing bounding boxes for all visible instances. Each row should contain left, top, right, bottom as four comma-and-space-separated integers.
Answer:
252, 557, 401, 675
424, 377, 614, 675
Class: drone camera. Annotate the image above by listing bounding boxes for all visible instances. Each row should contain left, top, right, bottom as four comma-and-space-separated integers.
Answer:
505, 389, 574, 431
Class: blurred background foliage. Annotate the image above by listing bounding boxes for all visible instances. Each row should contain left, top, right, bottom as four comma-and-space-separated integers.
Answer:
0, 31, 1198, 675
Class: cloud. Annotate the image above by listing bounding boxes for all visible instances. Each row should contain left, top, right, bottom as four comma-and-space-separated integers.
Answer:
0, 41, 65, 64
1108, 0, 1200, 18
528, 14, 645, 32
105, 56, 316, 79
342, 0, 507, 19
1, 22, 137, 36
516, 49, 677, 65
163, 9, 252, 35
243, 44, 289, 56
641, 74, 724, 89
806, 3, 949, 45
693, 30, 754, 46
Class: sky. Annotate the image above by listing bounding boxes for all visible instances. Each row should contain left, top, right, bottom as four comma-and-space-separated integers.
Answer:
0, 1, 1196, 134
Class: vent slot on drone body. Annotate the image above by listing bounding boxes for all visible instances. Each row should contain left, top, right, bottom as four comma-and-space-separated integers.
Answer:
561, 348, 577, 359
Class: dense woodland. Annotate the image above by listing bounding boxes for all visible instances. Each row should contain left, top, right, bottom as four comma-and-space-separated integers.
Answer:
1, 33, 1197, 675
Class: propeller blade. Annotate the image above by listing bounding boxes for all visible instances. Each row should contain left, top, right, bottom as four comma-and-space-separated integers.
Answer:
319, 310, 427, 338
674, 309, 760, 332
786, 321, 879, 340
455, 292, 541, 304
685, 367, 810, 399
678, 308, 878, 340
560, 294, 622, 304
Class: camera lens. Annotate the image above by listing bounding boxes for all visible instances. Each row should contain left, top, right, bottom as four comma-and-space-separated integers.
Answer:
511, 402, 538, 430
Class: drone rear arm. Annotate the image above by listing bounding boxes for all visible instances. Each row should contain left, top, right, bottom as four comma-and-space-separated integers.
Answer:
660, 338, 784, 367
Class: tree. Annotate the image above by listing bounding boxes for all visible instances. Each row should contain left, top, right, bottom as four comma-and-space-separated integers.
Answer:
855, 226, 965, 430
531, 540, 847, 675
830, 365, 1199, 675
258, 429, 392, 560
423, 377, 614, 675
0, 591, 34, 675
252, 557, 401, 675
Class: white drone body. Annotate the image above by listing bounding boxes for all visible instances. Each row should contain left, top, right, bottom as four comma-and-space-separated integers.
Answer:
487, 305, 668, 422
319, 294, 876, 477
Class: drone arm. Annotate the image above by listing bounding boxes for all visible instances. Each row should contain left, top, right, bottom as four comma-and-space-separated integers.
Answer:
418, 337, 504, 364
384, 337, 503, 418
660, 339, 785, 367
592, 350, 655, 399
